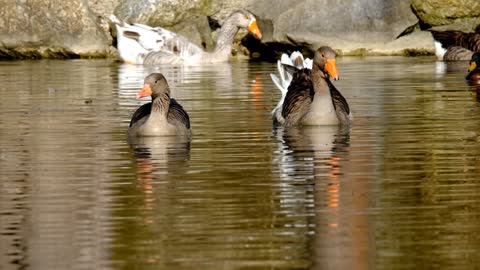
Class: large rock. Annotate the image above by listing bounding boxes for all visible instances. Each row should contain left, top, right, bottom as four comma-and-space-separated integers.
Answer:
0, 0, 112, 59
247, 0, 433, 56
410, 0, 480, 31
0, 0, 456, 59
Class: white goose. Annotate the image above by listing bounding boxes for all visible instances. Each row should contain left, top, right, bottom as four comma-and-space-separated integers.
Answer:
270, 47, 352, 126
110, 10, 262, 65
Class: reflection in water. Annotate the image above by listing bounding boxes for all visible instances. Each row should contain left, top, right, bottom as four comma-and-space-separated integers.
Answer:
273, 125, 370, 270
0, 60, 117, 270
1, 58, 480, 270
128, 136, 191, 226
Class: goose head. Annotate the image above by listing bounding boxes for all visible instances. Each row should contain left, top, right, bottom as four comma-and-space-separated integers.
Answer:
313, 46, 339, 81
468, 52, 480, 73
136, 73, 170, 99
231, 10, 262, 40
467, 52, 480, 83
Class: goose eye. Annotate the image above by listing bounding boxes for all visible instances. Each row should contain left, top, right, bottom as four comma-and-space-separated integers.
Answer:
155, 80, 158, 83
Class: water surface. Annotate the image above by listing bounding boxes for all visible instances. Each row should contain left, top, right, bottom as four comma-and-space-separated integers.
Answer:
1, 57, 480, 270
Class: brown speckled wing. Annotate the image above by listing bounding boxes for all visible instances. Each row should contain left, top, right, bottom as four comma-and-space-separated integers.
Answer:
282, 69, 314, 126
168, 98, 190, 129
327, 79, 350, 116
444, 46, 474, 61
430, 30, 480, 52
129, 102, 152, 127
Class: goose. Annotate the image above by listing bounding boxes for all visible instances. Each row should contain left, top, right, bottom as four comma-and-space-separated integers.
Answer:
110, 10, 262, 65
271, 47, 352, 127
128, 73, 191, 136
429, 30, 480, 61
466, 52, 480, 84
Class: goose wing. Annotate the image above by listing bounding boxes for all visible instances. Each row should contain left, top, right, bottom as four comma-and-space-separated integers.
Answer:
144, 26, 205, 60
282, 69, 314, 126
129, 102, 152, 127
327, 79, 352, 123
430, 30, 480, 52
111, 15, 204, 63
167, 98, 191, 129
444, 46, 474, 61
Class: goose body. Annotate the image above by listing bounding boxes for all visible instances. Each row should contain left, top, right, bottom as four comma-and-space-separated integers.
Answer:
271, 48, 352, 127
128, 73, 191, 137
110, 10, 262, 65
430, 30, 480, 61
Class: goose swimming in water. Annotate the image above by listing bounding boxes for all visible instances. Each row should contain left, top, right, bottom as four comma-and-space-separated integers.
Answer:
110, 10, 262, 65
271, 47, 352, 127
429, 29, 480, 61
128, 73, 191, 137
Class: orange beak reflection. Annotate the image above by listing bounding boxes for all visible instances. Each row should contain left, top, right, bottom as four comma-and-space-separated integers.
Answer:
325, 59, 339, 81
248, 20, 262, 40
136, 84, 153, 99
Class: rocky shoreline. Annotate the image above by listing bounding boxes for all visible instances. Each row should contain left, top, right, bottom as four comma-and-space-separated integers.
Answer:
0, 0, 477, 60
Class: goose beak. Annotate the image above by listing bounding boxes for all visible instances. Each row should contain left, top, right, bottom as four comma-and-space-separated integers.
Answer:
468, 61, 477, 72
136, 84, 152, 99
248, 19, 262, 40
325, 59, 339, 81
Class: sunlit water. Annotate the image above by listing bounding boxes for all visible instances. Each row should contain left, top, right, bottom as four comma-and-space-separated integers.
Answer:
1, 57, 480, 270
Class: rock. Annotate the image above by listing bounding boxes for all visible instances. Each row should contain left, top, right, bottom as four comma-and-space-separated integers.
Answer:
246, 0, 434, 57
0, 0, 112, 59
114, 0, 213, 26
87, 0, 121, 44
3, 0, 468, 60
410, 0, 480, 31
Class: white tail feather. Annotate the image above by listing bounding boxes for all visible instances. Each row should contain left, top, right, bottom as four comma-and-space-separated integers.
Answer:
304, 58, 313, 69
434, 41, 447, 60
270, 74, 288, 115
280, 53, 292, 65
290, 51, 305, 68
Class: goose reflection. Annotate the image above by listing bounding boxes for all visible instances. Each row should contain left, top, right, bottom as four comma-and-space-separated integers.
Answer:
274, 125, 372, 269
128, 135, 191, 175
274, 124, 351, 226
274, 125, 350, 185
128, 136, 190, 217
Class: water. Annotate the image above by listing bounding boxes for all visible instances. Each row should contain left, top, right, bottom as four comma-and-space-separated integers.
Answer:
0, 57, 479, 270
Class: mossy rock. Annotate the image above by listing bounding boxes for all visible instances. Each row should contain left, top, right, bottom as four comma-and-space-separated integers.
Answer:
411, 0, 480, 30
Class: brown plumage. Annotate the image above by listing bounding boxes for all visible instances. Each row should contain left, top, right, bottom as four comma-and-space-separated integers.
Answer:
128, 73, 191, 137
430, 30, 480, 60
274, 46, 352, 127
281, 69, 314, 125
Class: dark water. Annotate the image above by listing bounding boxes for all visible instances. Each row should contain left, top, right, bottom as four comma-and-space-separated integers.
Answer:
1, 57, 480, 270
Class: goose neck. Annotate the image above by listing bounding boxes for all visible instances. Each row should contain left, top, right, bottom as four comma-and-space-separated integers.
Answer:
151, 93, 170, 116
311, 65, 330, 94
211, 19, 239, 59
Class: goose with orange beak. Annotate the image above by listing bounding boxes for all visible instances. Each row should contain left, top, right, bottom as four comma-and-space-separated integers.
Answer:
128, 73, 191, 137
272, 46, 352, 126
111, 10, 262, 65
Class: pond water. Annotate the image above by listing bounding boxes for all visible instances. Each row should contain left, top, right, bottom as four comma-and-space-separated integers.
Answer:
0, 57, 479, 270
